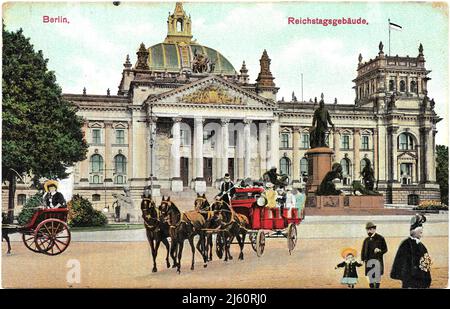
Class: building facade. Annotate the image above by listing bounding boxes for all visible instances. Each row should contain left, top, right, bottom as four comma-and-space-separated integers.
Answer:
3, 3, 441, 215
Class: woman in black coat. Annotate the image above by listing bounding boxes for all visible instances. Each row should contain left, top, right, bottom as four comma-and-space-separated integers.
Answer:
391, 214, 432, 288
43, 181, 66, 208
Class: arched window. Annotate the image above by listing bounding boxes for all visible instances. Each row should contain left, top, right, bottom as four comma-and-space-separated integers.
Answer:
410, 80, 417, 93
400, 80, 406, 92
389, 80, 395, 91
92, 194, 101, 201
398, 133, 414, 150
340, 158, 351, 176
90, 154, 103, 173
280, 157, 291, 176
300, 158, 308, 177
176, 19, 183, 32
114, 154, 127, 174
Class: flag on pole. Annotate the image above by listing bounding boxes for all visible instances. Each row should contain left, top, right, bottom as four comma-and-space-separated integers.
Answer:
389, 21, 403, 31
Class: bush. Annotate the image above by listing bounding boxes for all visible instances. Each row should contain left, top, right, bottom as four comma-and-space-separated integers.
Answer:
413, 200, 448, 211
17, 193, 44, 225
68, 194, 108, 227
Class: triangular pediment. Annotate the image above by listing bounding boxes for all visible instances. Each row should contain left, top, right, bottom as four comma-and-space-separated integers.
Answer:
144, 75, 275, 108
397, 151, 417, 160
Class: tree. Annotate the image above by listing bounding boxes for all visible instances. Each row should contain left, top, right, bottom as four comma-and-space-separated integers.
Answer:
2, 25, 88, 222
68, 194, 108, 227
436, 145, 448, 205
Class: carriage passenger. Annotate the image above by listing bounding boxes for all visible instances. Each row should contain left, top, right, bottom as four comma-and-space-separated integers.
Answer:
293, 188, 306, 219
285, 187, 295, 210
43, 180, 66, 208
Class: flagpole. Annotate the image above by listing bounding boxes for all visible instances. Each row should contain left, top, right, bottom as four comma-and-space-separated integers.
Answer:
388, 18, 391, 56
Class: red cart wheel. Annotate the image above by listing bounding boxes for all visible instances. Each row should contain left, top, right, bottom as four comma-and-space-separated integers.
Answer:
256, 230, 265, 257
22, 232, 42, 253
34, 218, 71, 256
287, 223, 298, 254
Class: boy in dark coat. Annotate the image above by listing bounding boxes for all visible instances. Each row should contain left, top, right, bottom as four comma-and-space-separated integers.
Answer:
390, 214, 432, 288
361, 222, 388, 288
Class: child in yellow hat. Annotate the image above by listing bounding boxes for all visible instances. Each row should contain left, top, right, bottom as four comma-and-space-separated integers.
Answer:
335, 247, 363, 288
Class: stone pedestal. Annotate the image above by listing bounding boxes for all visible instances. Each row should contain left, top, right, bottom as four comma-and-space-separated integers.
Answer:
194, 178, 207, 194
305, 147, 334, 194
306, 194, 384, 209
170, 178, 184, 192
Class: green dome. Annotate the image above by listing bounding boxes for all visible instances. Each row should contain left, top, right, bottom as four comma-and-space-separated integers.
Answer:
146, 42, 237, 75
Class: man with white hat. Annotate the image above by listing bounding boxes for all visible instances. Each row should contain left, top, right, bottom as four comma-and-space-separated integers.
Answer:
390, 214, 432, 288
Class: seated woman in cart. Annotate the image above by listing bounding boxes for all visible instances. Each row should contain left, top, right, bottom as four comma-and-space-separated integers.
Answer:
43, 180, 67, 208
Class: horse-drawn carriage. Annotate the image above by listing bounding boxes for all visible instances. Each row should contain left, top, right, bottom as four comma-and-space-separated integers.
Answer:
2, 207, 71, 256
227, 187, 302, 257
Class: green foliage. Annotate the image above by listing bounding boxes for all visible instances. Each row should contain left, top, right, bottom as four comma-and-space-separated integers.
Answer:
68, 194, 108, 227
436, 145, 448, 205
17, 193, 44, 225
2, 25, 88, 186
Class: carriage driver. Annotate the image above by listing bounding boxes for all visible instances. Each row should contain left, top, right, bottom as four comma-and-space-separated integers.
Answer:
218, 173, 236, 206
43, 180, 67, 208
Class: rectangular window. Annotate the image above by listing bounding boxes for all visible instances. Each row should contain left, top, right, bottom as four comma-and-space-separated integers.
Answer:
180, 129, 190, 146
301, 134, 309, 149
361, 135, 369, 150
280, 133, 290, 148
92, 129, 101, 144
115, 129, 125, 144
341, 135, 350, 150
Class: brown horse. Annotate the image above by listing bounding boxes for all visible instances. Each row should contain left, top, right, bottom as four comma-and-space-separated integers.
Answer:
141, 196, 174, 273
159, 196, 209, 273
193, 193, 222, 261
211, 198, 249, 261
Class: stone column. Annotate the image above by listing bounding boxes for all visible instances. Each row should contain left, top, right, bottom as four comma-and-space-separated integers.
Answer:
79, 121, 89, 182
387, 126, 399, 182
258, 122, 268, 176
423, 127, 436, 182
219, 118, 230, 183
292, 126, 301, 186
333, 128, 341, 161
243, 119, 252, 179
353, 128, 361, 180
170, 117, 183, 191
268, 119, 280, 170
147, 116, 160, 196
193, 117, 206, 193
373, 128, 379, 183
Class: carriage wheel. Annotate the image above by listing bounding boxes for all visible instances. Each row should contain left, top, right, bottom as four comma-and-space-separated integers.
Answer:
256, 230, 265, 257
287, 223, 298, 254
249, 233, 257, 252
34, 219, 71, 256
215, 233, 224, 259
22, 232, 42, 253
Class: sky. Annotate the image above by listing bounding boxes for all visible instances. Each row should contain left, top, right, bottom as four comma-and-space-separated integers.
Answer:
2, 1, 448, 145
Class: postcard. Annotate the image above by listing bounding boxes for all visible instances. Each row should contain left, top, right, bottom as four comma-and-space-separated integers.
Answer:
1, 0, 448, 294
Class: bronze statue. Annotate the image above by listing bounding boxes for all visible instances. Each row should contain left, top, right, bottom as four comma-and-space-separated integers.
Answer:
310, 93, 334, 148
316, 163, 343, 195
262, 167, 289, 188
352, 159, 380, 195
